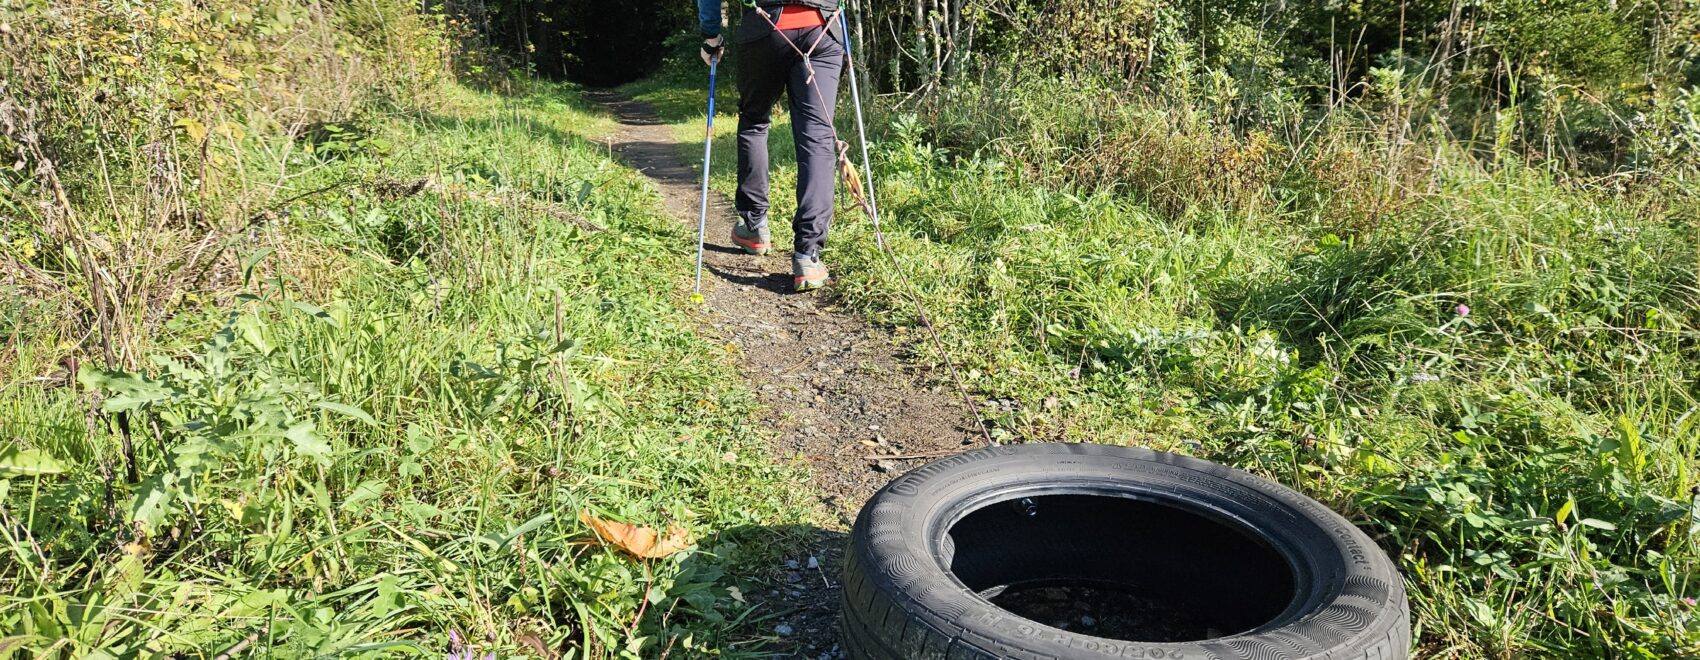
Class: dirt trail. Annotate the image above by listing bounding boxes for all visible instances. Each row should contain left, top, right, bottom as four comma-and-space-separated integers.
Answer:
589, 91, 982, 657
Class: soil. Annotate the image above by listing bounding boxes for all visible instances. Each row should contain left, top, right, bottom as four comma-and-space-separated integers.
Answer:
591, 91, 985, 658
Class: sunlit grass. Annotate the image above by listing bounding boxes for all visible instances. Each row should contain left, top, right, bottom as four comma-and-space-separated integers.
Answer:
2, 80, 815, 656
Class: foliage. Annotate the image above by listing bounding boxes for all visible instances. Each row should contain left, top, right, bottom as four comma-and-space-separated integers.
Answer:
451, 0, 693, 84
1, 0, 453, 368
849, 0, 1697, 177
844, 110, 1700, 658
1, 3, 815, 651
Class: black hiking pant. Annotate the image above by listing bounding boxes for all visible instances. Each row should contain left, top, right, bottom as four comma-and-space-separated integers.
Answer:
734, 13, 843, 259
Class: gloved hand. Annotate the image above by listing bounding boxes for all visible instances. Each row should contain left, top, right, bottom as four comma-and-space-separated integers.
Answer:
701, 35, 724, 66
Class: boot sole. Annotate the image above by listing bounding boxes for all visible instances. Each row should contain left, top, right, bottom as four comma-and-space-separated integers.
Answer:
731, 237, 770, 256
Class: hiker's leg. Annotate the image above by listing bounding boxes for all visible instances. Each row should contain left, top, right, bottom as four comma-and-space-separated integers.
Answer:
736, 34, 786, 228
786, 27, 843, 259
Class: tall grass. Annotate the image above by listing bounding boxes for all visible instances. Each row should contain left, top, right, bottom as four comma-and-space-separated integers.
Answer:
855, 86, 1700, 657
3, 3, 813, 655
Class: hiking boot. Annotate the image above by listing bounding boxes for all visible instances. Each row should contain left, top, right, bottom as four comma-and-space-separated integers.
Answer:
730, 218, 771, 255
793, 253, 829, 292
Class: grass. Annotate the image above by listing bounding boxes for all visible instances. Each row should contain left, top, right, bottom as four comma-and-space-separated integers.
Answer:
636, 60, 1700, 657
2, 79, 817, 656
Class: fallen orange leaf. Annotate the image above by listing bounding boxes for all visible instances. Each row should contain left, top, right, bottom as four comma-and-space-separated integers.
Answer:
578, 510, 693, 559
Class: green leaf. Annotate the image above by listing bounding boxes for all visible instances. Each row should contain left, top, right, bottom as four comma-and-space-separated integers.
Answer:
372, 574, 404, 619
149, 355, 204, 382
240, 247, 275, 284
291, 301, 339, 327
404, 425, 433, 454
315, 400, 378, 426
110, 545, 146, 598
0, 637, 47, 656
235, 313, 272, 354
1554, 497, 1576, 527
344, 479, 388, 508
130, 473, 175, 533
286, 422, 332, 460
1580, 518, 1618, 531
0, 446, 67, 477
1613, 415, 1644, 473
496, 512, 554, 549
1463, 597, 1498, 626
77, 366, 178, 412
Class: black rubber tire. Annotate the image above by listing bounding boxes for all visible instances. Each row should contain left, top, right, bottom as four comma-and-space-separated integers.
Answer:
840, 443, 1409, 660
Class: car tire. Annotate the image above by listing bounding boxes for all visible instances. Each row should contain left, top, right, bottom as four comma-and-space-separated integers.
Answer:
840, 443, 1409, 659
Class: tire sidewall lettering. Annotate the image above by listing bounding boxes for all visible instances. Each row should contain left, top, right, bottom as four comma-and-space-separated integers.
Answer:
969, 609, 1191, 658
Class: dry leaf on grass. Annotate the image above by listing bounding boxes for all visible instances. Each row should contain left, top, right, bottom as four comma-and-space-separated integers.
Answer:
578, 510, 693, 559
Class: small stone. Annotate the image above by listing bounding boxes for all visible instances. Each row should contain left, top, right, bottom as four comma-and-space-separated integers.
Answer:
785, 558, 801, 570
1080, 615, 1096, 627
872, 460, 897, 473
775, 623, 794, 636
788, 589, 803, 597
807, 555, 820, 569
786, 571, 802, 583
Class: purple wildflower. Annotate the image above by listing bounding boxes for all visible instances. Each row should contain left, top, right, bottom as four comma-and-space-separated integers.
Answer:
1455, 304, 1471, 317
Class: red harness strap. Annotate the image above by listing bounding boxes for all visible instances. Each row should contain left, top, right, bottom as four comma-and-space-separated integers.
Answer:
773, 5, 826, 30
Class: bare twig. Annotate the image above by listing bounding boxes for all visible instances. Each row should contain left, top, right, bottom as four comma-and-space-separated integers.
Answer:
214, 629, 262, 660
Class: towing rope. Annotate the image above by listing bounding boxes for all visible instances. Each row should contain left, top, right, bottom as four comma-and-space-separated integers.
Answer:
739, 6, 999, 447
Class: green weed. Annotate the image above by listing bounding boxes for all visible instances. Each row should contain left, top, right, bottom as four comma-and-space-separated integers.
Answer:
3, 61, 813, 658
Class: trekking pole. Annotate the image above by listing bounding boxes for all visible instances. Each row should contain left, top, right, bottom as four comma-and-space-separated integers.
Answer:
694, 57, 720, 296
839, 11, 884, 249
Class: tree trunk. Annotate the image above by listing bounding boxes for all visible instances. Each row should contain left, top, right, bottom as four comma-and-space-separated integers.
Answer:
913, 0, 928, 87
946, 0, 961, 80
850, 0, 872, 90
